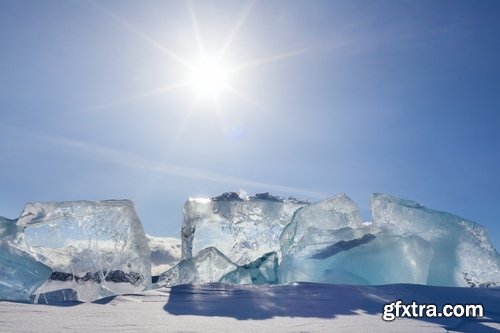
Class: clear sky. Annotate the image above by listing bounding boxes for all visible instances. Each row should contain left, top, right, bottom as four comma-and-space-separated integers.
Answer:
1, 1, 499, 249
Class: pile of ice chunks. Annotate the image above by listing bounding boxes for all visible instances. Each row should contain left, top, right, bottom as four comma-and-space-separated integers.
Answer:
2, 191, 499, 303
172, 192, 500, 288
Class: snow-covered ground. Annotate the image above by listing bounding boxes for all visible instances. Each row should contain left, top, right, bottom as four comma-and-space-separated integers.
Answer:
1, 283, 498, 332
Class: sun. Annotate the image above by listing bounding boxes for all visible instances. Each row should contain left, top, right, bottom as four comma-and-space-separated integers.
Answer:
189, 57, 231, 98
90, 1, 308, 114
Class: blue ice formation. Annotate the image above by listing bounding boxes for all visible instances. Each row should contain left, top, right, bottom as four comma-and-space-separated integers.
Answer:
220, 251, 279, 285
370, 194, 500, 287
0, 200, 151, 302
1, 216, 53, 301
153, 247, 238, 287
152, 246, 278, 287
171, 192, 500, 288
182, 193, 307, 265
1, 192, 499, 303
0, 241, 52, 301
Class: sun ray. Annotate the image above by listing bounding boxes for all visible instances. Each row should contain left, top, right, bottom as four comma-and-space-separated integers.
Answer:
187, 0, 206, 58
212, 95, 228, 130
167, 95, 201, 151
217, 0, 256, 61
226, 86, 264, 110
85, 0, 316, 142
82, 80, 191, 113
88, 0, 193, 69
229, 47, 311, 73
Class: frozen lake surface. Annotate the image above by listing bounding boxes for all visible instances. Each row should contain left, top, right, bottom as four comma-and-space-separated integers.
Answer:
1, 283, 499, 332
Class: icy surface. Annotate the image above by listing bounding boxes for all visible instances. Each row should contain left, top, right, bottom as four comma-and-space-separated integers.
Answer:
280, 193, 500, 286
182, 192, 307, 264
154, 247, 280, 287
280, 194, 365, 258
281, 230, 433, 285
279, 194, 382, 284
0, 241, 52, 301
220, 251, 279, 285
153, 247, 237, 287
17, 200, 151, 302
0, 216, 20, 241
371, 193, 500, 287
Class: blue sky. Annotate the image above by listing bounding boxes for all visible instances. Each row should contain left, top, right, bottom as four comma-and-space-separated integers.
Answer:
1, 0, 499, 249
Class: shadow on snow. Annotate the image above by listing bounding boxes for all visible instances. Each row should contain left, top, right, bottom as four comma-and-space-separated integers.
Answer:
163, 282, 500, 333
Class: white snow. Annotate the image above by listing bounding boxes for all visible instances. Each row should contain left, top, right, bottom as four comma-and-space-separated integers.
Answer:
0, 283, 498, 332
